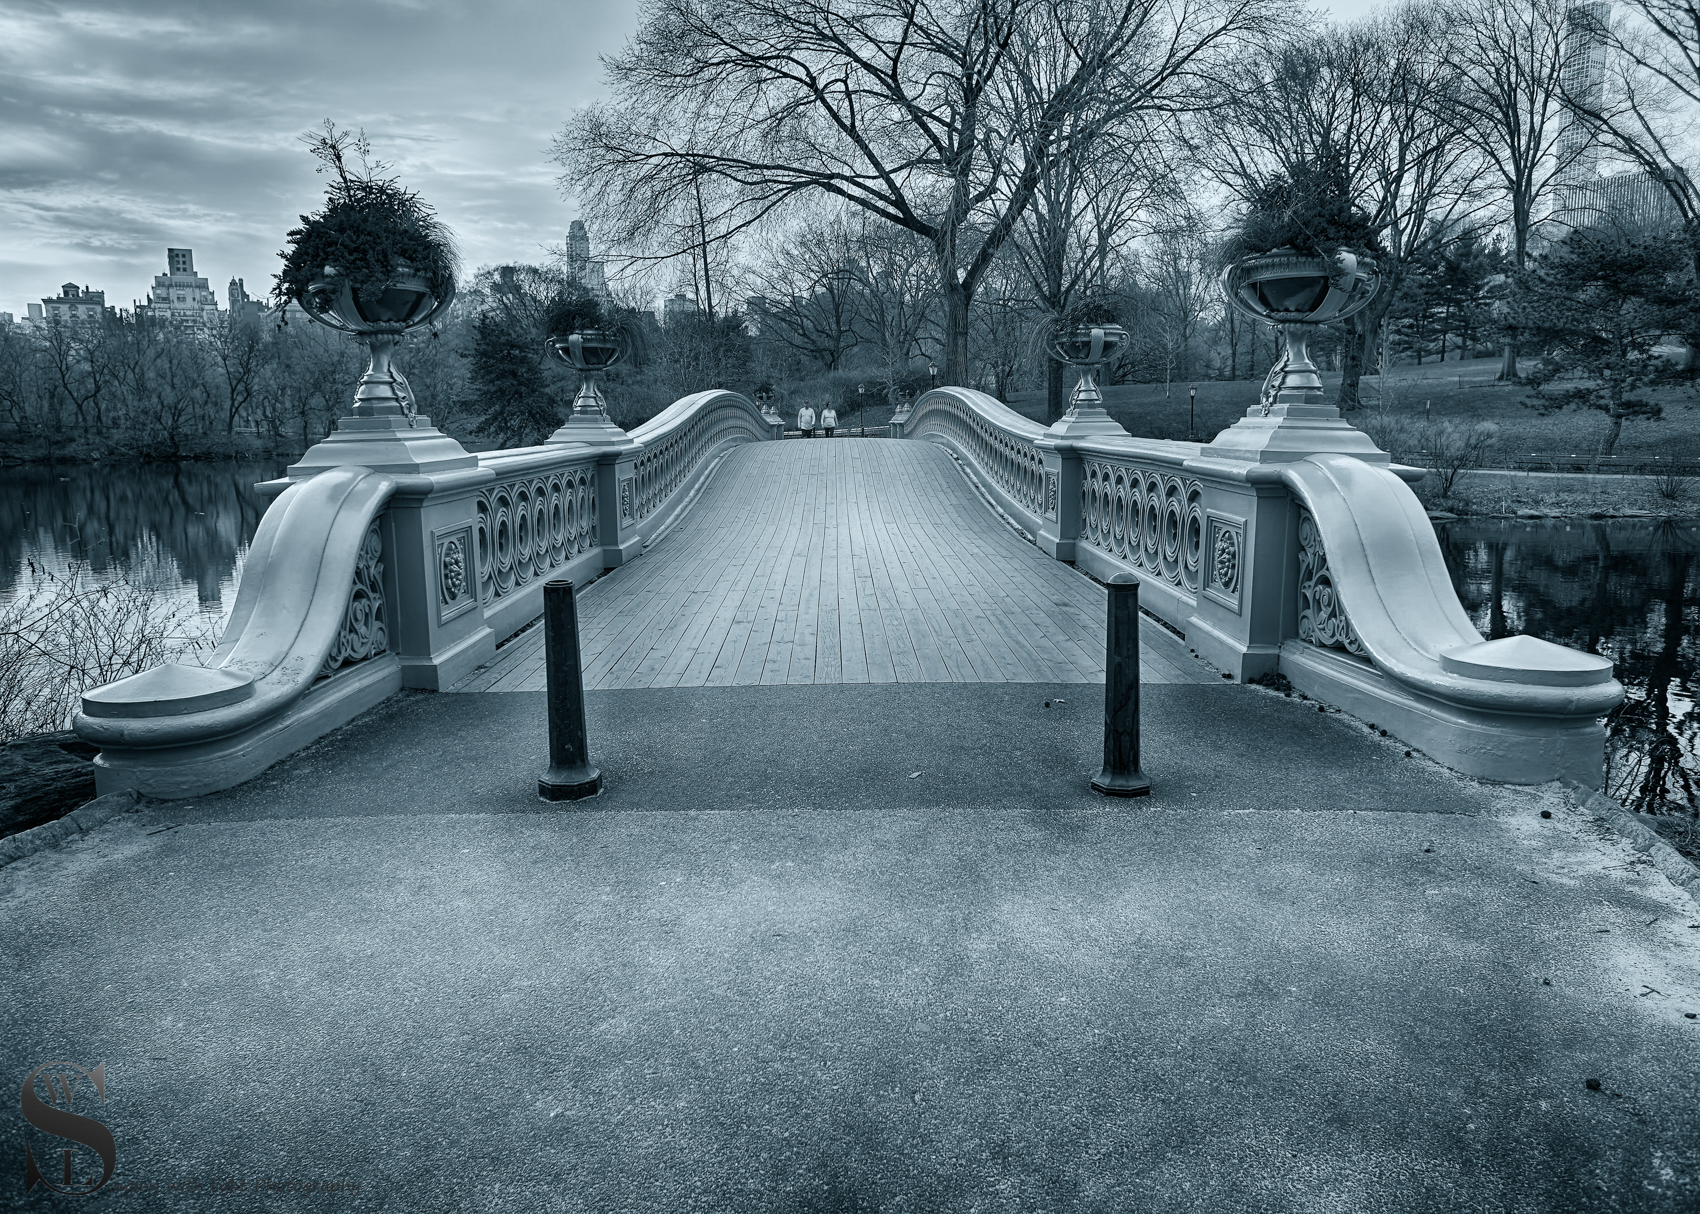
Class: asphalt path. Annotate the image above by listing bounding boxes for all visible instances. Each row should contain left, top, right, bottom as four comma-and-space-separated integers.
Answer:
3, 683, 1697, 1212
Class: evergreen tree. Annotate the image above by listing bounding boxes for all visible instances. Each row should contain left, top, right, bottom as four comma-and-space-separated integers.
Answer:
1505, 231, 1693, 456
470, 311, 559, 447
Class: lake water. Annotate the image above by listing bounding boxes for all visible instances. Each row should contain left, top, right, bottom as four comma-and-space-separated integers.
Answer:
2, 463, 1693, 824
0, 460, 284, 617
1437, 518, 1698, 821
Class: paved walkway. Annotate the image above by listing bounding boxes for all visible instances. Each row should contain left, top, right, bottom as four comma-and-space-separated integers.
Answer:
4, 683, 1697, 1212
452, 440, 1217, 692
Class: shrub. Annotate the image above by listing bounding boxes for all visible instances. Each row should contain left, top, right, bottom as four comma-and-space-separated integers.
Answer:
0, 559, 217, 743
274, 122, 459, 312
1220, 153, 1381, 267
543, 290, 605, 338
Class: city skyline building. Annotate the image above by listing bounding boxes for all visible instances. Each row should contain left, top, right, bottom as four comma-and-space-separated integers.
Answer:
39, 282, 111, 325
662, 291, 699, 326
1548, 2, 1684, 234
227, 277, 268, 324
137, 247, 221, 327
566, 219, 610, 300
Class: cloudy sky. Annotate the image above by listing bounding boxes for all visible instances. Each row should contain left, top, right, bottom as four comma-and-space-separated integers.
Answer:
0, 0, 1379, 319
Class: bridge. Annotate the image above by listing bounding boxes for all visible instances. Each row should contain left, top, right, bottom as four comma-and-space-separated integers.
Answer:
10, 378, 1697, 1207
452, 440, 1215, 694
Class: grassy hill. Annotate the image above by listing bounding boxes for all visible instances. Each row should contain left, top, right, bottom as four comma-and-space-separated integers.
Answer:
1004, 356, 1700, 468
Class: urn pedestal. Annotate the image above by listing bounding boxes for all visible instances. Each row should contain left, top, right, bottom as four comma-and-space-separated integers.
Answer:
288, 274, 476, 478
1045, 324, 1132, 439
1205, 249, 1386, 464
545, 330, 633, 446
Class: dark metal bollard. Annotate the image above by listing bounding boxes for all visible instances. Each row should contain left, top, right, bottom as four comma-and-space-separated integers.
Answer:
538, 578, 603, 802
1092, 573, 1150, 797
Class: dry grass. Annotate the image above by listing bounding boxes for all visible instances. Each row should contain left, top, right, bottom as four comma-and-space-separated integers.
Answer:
0, 558, 220, 743
1006, 355, 1700, 463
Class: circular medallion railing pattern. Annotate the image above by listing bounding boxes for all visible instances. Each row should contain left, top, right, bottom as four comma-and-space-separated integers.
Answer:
476, 468, 598, 604
631, 403, 768, 523
907, 395, 1045, 525
1080, 461, 1204, 594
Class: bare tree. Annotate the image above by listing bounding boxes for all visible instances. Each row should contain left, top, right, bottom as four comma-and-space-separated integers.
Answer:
204, 314, 272, 437
1190, 1, 1481, 408
1140, 210, 1216, 394
745, 212, 868, 371
555, 0, 1270, 386
1448, 0, 1583, 379
1011, 102, 1173, 421
850, 219, 940, 397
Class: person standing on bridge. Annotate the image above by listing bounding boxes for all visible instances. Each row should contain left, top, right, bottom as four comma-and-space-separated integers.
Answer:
820, 404, 838, 438
797, 403, 816, 438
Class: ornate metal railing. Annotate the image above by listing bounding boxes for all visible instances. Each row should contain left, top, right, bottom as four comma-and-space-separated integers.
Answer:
320, 518, 390, 675
72, 377, 777, 799
1295, 506, 1363, 656
1079, 459, 1206, 597
623, 390, 774, 529
896, 388, 1050, 534
473, 460, 599, 606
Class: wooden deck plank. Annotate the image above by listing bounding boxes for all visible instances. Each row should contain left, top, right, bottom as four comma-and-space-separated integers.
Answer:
808, 446, 841, 684
449, 439, 1222, 693
676, 444, 799, 687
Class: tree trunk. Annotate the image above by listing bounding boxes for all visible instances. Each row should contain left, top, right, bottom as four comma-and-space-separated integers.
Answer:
1497, 343, 1518, 381
1338, 314, 1366, 411
1046, 359, 1066, 425
1339, 291, 1395, 411
1603, 407, 1623, 458
942, 281, 971, 386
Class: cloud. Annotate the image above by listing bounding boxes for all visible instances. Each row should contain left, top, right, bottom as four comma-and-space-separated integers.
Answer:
0, 0, 636, 313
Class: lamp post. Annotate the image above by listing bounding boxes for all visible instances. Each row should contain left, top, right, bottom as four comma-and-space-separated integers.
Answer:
1188, 385, 1197, 441
929, 363, 937, 392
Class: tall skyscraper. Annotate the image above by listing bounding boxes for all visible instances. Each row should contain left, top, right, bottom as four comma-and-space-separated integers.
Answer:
1556, 2, 1610, 194
1549, 3, 1682, 233
566, 219, 609, 299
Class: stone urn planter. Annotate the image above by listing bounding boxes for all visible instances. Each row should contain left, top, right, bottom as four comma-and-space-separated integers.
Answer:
1202, 246, 1391, 463
302, 268, 455, 426
1220, 247, 1380, 416
1045, 322, 1131, 438
544, 328, 630, 442
273, 127, 474, 475
272, 124, 476, 476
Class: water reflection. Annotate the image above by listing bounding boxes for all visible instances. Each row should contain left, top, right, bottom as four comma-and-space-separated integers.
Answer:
0, 461, 283, 614
1437, 519, 1699, 821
